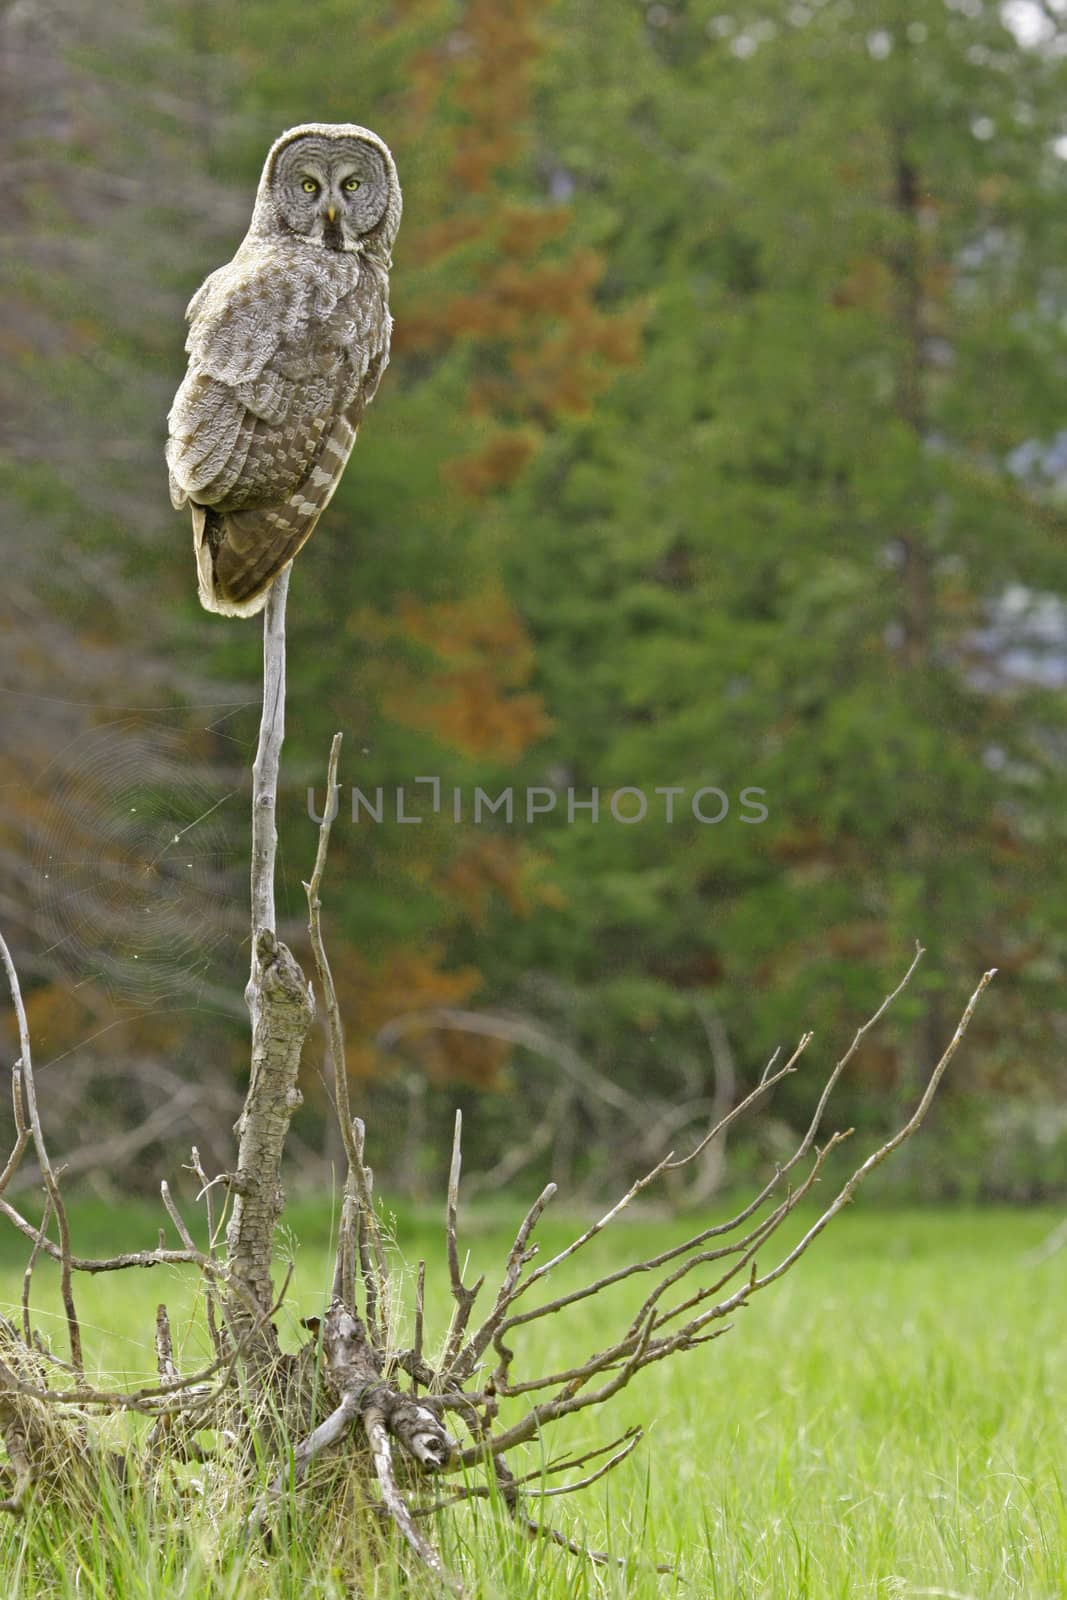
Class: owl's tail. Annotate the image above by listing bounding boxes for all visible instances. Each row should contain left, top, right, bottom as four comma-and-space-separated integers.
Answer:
190, 410, 358, 618
192, 506, 278, 618
191, 500, 321, 619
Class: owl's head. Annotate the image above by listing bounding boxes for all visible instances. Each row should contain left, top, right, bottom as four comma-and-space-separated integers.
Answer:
252, 123, 401, 263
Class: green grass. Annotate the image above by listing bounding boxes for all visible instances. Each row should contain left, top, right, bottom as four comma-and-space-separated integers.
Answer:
0, 1197, 1065, 1597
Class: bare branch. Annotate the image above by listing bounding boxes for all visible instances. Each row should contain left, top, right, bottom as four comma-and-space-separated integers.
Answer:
447, 953, 992, 1476
0, 1054, 29, 1197
154, 1304, 178, 1386
452, 1181, 557, 1384
413, 1260, 425, 1394
188, 1147, 219, 1250
364, 1399, 460, 1590
21, 1194, 53, 1349
429, 1427, 643, 1509
0, 930, 82, 1374
0, 1196, 205, 1274
440, 1111, 485, 1378
304, 732, 389, 1337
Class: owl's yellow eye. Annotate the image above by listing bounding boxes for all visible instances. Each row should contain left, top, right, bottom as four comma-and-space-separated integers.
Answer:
301, 177, 320, 194
343, 177, 361, 192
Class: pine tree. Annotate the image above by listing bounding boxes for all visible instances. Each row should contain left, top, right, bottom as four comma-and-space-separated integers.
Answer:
489, 0, 1067, 1164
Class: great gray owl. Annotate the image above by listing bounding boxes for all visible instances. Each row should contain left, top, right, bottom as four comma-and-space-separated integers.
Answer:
166, 123, 401, 617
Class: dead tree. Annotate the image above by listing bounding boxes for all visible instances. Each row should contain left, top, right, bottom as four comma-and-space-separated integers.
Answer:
0, 572, 996, 1586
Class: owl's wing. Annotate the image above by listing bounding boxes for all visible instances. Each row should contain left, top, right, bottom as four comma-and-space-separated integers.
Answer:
168, 258, 390, 616
199, 328, 392, 617
166, 365, 319, 510
166, 259, 314, 509
204, 375, 366, 615
184, 259, 312, 385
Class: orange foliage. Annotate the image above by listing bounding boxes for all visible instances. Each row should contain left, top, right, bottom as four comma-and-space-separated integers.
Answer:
381, 588, 552, 758
443, 0, 542, 190
334, 944, 507, 1087
769, 822, 830, 864
441, 835, 531, 929
447, 431, 536, 495
17, 981, 106, 1061
496, 205, 572, 259
307, 0, 637, 1096
825, 920, 888, 963
3, 975, 182, 1068
389, 0, 641, 490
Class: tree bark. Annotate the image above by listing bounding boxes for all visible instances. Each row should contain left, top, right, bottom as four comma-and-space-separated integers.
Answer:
224, 568, 315, 1370
886, 21, 945, 1078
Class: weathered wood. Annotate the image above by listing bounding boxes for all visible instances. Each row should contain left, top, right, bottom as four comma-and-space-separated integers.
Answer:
225, 570, 314, 1364
252, 1298, 457, 1578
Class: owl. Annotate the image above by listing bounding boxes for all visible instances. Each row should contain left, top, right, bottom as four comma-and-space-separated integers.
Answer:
166, 123, 401, 617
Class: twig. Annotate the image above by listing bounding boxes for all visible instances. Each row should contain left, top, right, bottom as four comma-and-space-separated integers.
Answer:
332, 1174, 357, 1310
0, 929, 82, 1375
0, 1054, 28, 1196
155, 1304, 179, 1385
735, 966, 998, 1300
452, 954, 992, 1470
452, 1181, 557, 1384
440, 1111, 484, 1379
160, 1177, 243, 1329
147, 1303, 212, 1464
430, 1426, 643, 1508
480, 1453, 678, 1573
304, 732, 390, 1339
364, 1397, 460, 1589
502, 1034, 811, 1325
187, 1147, 225, 1357
21, 1193, 53, 1348
188, 1147, 219, 1250
353, 1120, 382, 1341
413, 1261, 425, 1395
0, 1197, 204, 1273
480, 949, 928, 1369
0, 1264, 296, 1418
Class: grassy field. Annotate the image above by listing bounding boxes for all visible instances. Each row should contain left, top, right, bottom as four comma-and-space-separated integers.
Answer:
0, 1196, 1065, 1598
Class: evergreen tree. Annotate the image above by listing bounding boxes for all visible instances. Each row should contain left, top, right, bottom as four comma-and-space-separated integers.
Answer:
487, 0, 1067, 1161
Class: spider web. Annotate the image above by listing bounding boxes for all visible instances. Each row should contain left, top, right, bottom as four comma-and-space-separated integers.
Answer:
31, 719, 244, 1005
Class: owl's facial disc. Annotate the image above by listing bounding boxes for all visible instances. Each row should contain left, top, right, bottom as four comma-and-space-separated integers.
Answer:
273, 136, 390, 251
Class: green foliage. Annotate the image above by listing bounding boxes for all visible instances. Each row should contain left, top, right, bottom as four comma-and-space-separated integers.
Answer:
3, 0, 1066, 1186
484, 0, 1067, 1125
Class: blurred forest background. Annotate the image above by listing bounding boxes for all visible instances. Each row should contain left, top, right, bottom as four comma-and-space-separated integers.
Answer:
1, 0, 1065, 1205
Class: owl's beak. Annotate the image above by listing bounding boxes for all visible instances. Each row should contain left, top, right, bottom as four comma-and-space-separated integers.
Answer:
325, 204, 338, 224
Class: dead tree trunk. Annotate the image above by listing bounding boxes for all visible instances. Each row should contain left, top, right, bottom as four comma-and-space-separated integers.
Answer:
0, 562, 997, 1589
224, 570, 314, 1383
